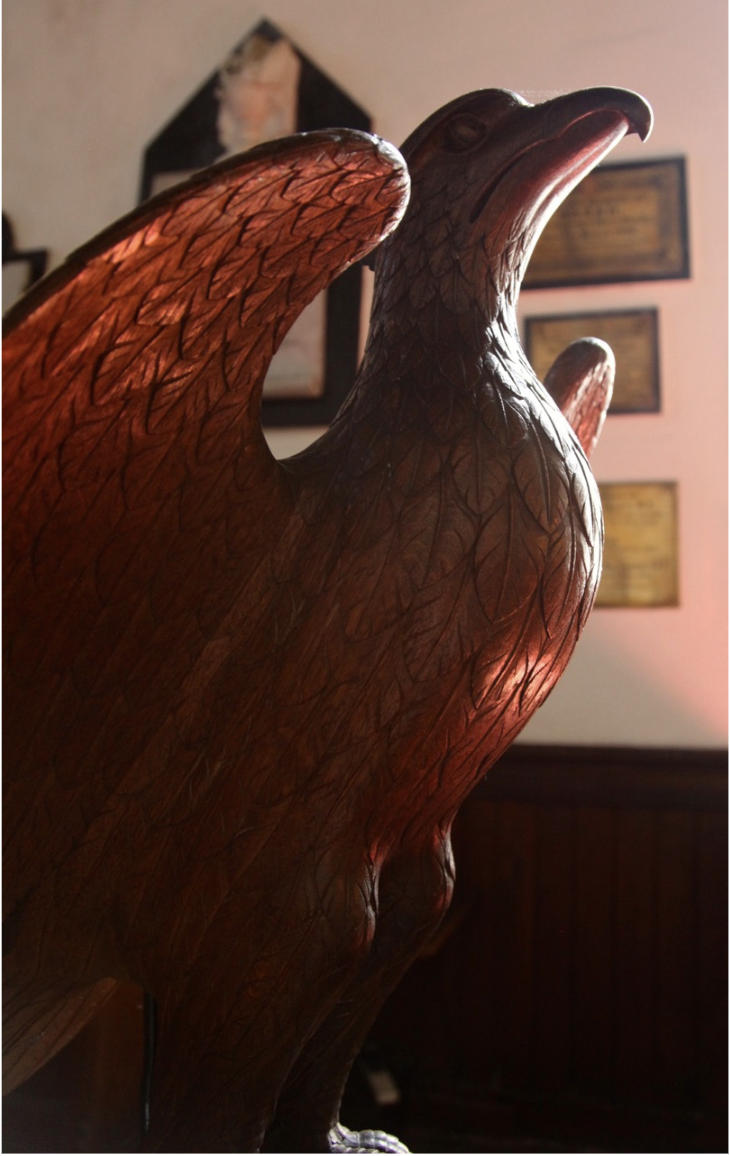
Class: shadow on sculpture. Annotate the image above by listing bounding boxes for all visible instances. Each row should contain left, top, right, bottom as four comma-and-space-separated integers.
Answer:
3, 85, 651, 1152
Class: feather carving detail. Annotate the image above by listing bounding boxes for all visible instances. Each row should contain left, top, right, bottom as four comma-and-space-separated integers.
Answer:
3, 87, 652, 1151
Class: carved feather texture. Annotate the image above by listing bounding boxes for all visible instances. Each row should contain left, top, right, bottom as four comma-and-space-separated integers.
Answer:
544, 336, 616, 456
4, 130, 408, 901
3, 87, 651, 1150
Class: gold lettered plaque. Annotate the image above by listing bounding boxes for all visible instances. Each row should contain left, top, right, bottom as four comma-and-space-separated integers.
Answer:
596, 482, 679, 608
525, 309, 660, 412
524, 159, 689, 287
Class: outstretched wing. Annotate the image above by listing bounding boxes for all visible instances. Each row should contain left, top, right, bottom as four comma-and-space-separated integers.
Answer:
4, 129, 409, 561
543, 336, 615, 457
3, 130, 409, 909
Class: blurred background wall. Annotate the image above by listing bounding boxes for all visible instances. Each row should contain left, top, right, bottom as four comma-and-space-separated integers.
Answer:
3, 0, 727, 750
3, 4, 727, 1153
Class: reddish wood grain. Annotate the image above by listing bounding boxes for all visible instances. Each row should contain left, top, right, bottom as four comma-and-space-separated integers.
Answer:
4, 89, 651, 1151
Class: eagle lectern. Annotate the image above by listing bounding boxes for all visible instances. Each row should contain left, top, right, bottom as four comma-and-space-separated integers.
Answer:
4, 86, 651, 1151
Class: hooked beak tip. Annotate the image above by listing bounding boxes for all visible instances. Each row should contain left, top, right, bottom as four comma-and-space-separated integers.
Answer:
622, 92, 654, 142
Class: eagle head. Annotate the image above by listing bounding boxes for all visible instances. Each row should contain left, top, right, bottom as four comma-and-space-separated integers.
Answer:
374, 86, 652, 318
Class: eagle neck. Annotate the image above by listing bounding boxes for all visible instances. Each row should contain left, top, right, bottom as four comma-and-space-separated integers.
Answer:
360, 274, 522, 400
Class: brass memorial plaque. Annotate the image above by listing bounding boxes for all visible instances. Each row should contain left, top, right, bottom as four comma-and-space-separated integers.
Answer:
596, 482, 679, 608
525, 309, 660, 412
524, 159, 689, 287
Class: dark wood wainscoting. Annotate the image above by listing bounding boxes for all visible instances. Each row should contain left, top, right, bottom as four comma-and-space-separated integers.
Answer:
3, 745, 727, 1152
347, 744, 728, 1153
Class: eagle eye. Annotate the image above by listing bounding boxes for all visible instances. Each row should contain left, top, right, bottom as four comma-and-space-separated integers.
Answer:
442, 114, 488, 153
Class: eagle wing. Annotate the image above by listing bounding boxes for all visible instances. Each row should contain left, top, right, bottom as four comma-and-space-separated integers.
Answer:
3, 130, 409, 912
543, 336, 615, 457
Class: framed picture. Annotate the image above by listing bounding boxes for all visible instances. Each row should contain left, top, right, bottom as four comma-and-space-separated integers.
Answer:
139, 19, 371, 427
523, 158, 690, 288
596, 481, 679, 608
2, 213, 48, 315
524, 308, 660, 413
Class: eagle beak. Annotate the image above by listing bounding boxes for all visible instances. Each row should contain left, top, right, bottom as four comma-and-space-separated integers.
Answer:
474, 86, 654, 296
543, 86, 653, 142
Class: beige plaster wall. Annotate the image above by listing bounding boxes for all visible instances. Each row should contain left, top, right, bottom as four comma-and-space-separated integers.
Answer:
3, 0, 727, 746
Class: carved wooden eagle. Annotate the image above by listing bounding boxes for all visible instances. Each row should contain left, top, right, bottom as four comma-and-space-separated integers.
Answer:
3, 87, 651, 1151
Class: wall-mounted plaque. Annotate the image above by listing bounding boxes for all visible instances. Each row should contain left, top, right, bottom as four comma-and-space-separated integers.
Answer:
596, 482, 679, 608
523, 158, 689, 288
525, 309, 660, 413
139, 20, 371, 427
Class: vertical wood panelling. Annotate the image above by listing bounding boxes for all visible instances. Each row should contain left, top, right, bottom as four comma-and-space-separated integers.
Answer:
369, 745, 727, 1151
490, 801, 537, 1093
570, 806, 616, 1098
2, 746, 726, 1153
612, 808, 657, 1104
531, 806, 575, 1094
653, 811, 699, 1106
696, 810, 728, 1114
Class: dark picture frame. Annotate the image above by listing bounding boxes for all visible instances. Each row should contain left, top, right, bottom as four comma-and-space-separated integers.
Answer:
2, 213, 48, 315
523, 158, 690, 289
139, 19, 371, 427
524, 308, 661, 413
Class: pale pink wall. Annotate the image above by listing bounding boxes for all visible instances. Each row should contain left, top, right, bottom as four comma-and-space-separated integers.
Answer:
3, 0, 726, 746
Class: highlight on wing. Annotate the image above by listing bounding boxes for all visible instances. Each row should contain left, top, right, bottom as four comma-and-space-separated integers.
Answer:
3, 86, 652, 1152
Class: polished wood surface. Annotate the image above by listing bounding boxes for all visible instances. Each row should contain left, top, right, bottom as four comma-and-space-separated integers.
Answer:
4, 89, 651, 1151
